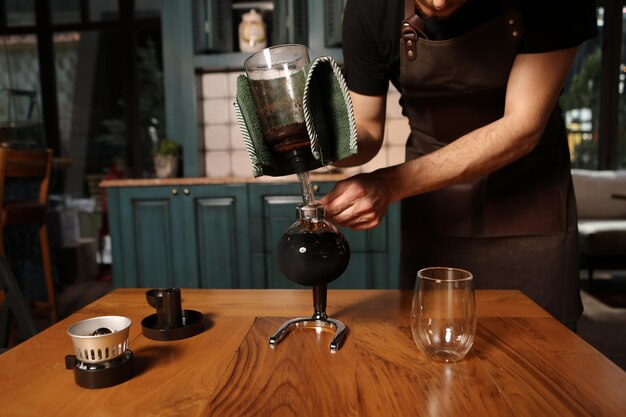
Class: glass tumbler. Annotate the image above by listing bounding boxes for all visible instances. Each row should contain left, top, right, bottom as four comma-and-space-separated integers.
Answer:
411, 267, 476, 362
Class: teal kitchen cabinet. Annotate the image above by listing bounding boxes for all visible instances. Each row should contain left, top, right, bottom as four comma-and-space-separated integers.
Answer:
107, 183, 250, 289
247, 182, 400, 289
107, 180, 400, 289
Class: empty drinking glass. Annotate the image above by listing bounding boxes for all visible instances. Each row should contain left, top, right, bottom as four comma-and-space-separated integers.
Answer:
411, 267, 476, 362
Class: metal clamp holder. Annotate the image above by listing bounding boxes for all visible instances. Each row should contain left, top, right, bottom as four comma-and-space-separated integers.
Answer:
269, 284, 347, 352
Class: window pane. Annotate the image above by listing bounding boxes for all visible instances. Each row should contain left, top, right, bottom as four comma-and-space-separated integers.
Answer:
6, 0, 35, 27
561, 7, 604, 170
135, 0, 161, 18
0, 35, 44, 149
54, 30, 127, 196
618, 5, 626, 168
136, 28, 166, 176
51, 0, 81, 25
88, 0, 118, 22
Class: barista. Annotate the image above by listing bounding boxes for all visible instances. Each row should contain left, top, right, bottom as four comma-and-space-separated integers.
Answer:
319, 0, 598, 327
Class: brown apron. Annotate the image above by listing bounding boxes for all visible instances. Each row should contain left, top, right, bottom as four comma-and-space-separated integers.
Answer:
398, 0, 581, 324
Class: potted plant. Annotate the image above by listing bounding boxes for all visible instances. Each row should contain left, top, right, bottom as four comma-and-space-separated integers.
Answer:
153, 138, 182, 178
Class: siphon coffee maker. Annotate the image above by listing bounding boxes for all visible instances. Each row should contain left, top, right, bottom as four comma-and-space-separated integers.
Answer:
244, 44, 351, 351
272, 202, 350, 351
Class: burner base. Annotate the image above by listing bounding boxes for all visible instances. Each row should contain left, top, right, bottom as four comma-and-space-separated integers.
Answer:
65, 350, 133, 389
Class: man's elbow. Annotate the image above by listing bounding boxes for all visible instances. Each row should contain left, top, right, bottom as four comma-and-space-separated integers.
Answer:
519, 128, 543, 156
505, 113, 547, 157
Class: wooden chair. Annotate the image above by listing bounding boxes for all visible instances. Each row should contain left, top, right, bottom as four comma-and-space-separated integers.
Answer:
1, 255, 39, 348
0, 147, 57, 324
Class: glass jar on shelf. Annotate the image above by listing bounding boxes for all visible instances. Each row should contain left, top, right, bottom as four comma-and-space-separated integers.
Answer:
238, 9, 267, 53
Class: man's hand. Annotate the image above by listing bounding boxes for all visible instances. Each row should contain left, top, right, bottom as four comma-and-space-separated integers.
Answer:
319, 173, 392, 230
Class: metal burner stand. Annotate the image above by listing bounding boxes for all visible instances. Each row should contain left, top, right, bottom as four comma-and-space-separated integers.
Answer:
269, 284, 346, 352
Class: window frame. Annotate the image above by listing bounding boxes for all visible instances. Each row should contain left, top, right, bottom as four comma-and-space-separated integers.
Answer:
595, 0, 624, 169
0, 0, 160, 178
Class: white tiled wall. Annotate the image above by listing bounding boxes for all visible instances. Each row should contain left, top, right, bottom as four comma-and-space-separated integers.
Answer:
199, 72, 410, 177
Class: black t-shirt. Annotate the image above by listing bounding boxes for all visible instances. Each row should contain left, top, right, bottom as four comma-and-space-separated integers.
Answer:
342, 0, 599, 96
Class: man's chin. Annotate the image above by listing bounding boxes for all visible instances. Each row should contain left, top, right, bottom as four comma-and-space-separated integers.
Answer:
417, 4, 464, 20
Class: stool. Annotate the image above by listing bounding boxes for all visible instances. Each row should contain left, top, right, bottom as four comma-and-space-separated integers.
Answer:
0, 147, 58, 324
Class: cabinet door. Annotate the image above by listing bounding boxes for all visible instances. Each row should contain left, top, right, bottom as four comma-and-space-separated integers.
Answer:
107, 184, 249, 289
323, 0, 346, 48
108, 186, 185, 288
194, 0, 233, 53
260, 193, 305, 289
181, 184, 250, 288
248, 181, 397, 289
273, 0, 308, 46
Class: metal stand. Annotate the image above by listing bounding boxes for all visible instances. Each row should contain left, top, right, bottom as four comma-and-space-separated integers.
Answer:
269, 284, 346, 352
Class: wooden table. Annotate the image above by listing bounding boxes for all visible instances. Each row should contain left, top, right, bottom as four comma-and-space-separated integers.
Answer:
1, 289, 625, 417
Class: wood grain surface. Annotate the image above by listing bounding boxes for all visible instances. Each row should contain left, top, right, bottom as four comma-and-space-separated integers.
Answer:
208, 317, 359, 417
0, 289, 624, 417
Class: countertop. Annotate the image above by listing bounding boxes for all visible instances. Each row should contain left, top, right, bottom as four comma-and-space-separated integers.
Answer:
100, 173, 347, 188
1, 289, 624, 417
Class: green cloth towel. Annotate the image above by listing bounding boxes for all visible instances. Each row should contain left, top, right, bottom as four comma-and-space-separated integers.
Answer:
234, 56, 358, 177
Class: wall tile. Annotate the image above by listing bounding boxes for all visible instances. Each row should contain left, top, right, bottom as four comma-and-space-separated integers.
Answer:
203, 98, 230, 124
386, 90, 404, 119
388, 145, 406, 166
205, 150, 232, 177
227, 71, 244, 98
229, 99, 239, 124
231, 150, 255, 177
387, 119, 410, 145
337, 166, 362, 176
202, 73, 229, 98
230, 124, 245, 150
204, 125, 230, 150
362, 149, 387, 172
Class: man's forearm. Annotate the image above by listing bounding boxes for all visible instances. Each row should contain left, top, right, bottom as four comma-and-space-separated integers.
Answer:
374, 114, 542, 203
374, 47, 578, 203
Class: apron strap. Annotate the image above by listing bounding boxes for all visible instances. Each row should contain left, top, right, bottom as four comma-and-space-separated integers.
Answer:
404, 0, 414, 18
402, 0, 427, 61
401, 0, 522, 61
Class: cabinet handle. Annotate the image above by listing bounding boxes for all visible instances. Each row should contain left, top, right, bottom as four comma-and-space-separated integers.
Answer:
171, 188, 178, 196
183, 188, 190, 196
313, 185, 320, 192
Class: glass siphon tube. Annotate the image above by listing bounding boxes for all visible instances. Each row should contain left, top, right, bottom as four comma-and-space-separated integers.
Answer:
297, 171, 315, 206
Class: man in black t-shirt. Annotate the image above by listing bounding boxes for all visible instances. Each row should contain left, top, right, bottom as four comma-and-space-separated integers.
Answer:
319, 0, 598, 326
337, 0, 597, 96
